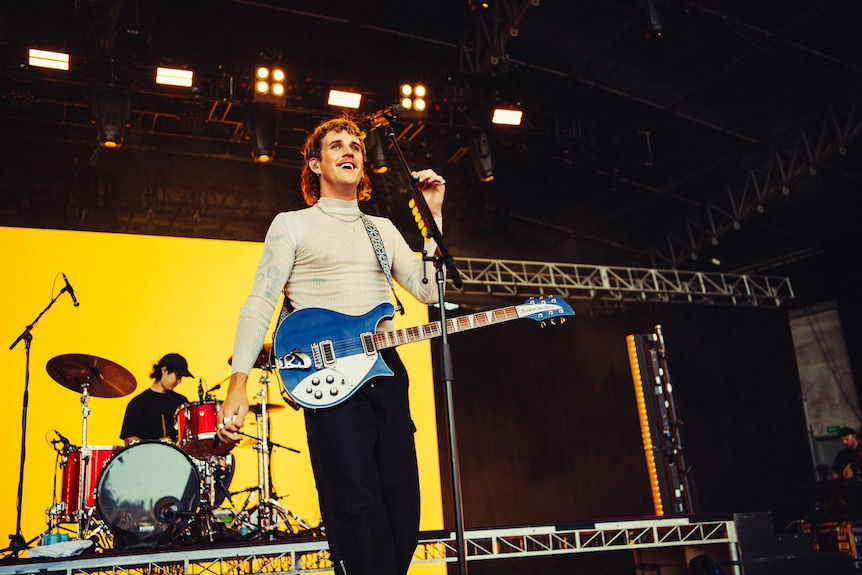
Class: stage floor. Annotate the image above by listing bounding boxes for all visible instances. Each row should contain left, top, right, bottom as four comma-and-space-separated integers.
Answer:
0, 516, 744, 575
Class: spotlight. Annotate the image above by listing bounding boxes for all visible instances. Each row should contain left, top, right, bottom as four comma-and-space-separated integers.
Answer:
468, 132, 494, 182
90, 88, 131, 149
491, 108, 522, 126
156, 67, 193, 88
399, 83, 428, 118
28, 48, 69, 71
328, 89, 362, 109
244, 104, 278, 163
367, 129, 389, 174
253, 64, 286, 105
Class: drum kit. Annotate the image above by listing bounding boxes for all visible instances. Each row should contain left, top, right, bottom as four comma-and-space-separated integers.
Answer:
43, 351, 314, 551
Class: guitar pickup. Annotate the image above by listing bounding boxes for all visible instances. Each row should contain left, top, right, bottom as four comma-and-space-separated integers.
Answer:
319, 340, 335, 366
360, 332, 376, 356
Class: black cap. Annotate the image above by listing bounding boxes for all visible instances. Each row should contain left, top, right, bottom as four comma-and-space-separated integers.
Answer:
158, 353, 193, 378
837, 426, 858, 438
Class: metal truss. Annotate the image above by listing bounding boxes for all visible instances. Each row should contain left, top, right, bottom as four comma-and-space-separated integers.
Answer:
458, 0, 539, 73
448, 257, 795, 307
646, 90, 862, 270
0, 518, 739, 575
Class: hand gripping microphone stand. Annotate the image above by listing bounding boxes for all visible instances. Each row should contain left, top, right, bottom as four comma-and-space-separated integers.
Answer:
370, 110, 469, 575
4, 277, 78, 558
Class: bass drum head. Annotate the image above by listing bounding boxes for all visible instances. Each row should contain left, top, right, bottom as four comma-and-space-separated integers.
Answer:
96, 440, 201, 548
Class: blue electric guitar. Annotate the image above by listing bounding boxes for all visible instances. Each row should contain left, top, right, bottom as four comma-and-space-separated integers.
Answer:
272, 296, 574, 409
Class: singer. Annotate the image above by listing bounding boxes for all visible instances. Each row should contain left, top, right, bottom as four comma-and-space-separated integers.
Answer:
119, 353, 194, 446
217, 115, 446, 575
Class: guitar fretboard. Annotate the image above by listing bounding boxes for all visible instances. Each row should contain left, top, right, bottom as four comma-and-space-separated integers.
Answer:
374, 305, 523, 350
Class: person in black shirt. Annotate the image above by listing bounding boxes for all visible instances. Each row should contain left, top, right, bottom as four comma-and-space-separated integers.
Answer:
830, 426, 862, 480
120, 353, 193, 445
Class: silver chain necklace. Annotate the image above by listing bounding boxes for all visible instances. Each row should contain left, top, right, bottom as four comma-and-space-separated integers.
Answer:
315, 202, 362, 224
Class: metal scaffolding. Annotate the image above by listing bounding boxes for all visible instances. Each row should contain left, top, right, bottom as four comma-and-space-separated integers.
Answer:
448, 256, 795, 307
0, 517, 740, 575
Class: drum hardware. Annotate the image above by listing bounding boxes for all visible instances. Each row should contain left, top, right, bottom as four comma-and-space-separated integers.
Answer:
45, 354, 136, 540
228, 369, 311, 539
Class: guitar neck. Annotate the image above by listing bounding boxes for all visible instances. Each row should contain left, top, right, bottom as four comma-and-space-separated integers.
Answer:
373, 305, 521, 350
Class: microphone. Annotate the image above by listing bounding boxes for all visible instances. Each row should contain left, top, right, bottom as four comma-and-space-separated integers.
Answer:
198, 379, 204, 402
62, 274, 80, 307
363, 104, 404, 129
53, 430, 71, 446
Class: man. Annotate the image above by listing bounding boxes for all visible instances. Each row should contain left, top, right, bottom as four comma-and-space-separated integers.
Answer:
217, 116, 445, 575
831, 426, 862, 480
120, 352, 193, 445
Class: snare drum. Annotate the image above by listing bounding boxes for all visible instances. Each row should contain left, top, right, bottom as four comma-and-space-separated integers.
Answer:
95, 440, 201, 548
59, 445, 120, 522
175, 400, 233, 457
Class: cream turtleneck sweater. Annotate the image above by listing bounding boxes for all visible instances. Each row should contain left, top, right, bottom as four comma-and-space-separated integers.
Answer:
230, 197, 441, 376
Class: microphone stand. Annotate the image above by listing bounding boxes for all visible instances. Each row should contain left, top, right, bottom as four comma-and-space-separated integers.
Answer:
375, 116, 468, 575
4, 285, 73, 557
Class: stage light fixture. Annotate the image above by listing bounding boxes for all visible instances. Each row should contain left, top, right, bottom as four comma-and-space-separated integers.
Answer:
253, 65, 286, 105
468, 132, 495, 183
492, 108, 522, 126
28, 48, 69, 71
328, 89, 362, 109
640, 0, 668, 38
155, 67, 193, 88
366, 128, 389, 174
399, 83, 428, 115
91, 88, 131, 149
244, 104, 278, 163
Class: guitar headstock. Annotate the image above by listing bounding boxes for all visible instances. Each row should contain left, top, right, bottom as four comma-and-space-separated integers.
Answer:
516, 296, 575, 327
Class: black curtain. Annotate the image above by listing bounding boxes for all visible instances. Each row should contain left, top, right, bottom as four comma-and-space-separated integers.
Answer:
430, 302, 813, 573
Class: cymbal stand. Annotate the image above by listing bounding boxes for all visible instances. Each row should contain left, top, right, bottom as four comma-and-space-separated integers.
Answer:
244, 370, 312, 538
255, 371, 276, 535
75, 379, 94, 540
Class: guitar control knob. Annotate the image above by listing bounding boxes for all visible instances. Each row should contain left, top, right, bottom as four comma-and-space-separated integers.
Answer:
325, 375, 335, 384
311, 377, 321, 386
305, 387, 313, 395
314, 390, 323, 400
329, 388, 338, 396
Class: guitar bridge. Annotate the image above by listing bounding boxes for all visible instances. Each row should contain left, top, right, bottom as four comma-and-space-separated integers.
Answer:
360, 332, 376, 356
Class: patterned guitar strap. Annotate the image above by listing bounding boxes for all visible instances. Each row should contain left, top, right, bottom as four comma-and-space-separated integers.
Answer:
359, 212, 405, 315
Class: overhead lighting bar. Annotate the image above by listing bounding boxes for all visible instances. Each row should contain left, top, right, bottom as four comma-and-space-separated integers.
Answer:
28, 48, 69, 71
492, 108, 523, 126
155, 67, 194, 88
328, 89, 362, 109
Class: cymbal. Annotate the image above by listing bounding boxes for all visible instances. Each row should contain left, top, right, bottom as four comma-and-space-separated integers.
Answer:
246, 403, 285, 416
46, 354, 137, 398
227, 343, 273, 369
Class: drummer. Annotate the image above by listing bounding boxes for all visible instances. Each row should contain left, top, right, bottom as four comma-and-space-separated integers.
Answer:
119, 353, 193, 446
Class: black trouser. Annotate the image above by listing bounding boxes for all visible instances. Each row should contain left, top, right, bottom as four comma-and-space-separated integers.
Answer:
304, 349, 420, 575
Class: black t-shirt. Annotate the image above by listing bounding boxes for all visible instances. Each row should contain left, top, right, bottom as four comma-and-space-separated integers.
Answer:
832, 445, 862, 479
119, 388, 188, 443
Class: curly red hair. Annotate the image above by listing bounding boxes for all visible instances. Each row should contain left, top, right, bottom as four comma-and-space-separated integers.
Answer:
300, 117, 373, 206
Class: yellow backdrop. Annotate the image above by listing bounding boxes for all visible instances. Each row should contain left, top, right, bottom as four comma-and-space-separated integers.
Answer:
0, 226, 443, 569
